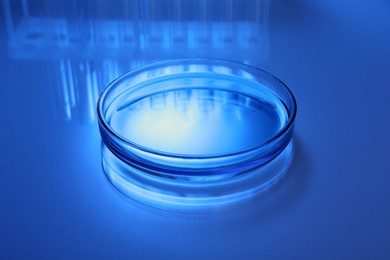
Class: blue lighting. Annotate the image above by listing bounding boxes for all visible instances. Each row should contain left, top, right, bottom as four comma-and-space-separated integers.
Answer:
2, 0, 390, 258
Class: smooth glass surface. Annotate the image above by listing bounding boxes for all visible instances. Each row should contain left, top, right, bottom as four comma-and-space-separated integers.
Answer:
98, 59, 296, 212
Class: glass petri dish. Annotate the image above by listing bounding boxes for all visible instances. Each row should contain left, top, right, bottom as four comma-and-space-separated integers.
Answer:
98, 58, 297, 213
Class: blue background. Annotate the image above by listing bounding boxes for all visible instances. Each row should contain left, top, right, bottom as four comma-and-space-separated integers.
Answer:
1, 0, 390, 259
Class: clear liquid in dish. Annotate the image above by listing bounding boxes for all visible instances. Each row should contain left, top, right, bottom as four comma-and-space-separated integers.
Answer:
108, 87, 288, 156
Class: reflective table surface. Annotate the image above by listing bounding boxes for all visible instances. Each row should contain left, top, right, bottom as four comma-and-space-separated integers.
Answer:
1, 1, 390, 259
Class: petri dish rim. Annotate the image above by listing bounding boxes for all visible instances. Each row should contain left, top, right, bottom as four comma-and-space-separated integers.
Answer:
97, 58, 297, 160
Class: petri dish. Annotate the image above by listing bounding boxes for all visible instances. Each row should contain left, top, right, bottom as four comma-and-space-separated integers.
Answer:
97, 58, 297, 213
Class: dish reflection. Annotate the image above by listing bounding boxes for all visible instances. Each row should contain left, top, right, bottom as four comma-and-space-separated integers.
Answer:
102, 140, 294, 214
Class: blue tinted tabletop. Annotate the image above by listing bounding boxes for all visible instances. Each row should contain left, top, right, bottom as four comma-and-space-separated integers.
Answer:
1, 1, 389, 259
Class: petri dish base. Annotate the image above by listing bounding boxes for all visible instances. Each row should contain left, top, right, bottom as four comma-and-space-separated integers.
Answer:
98, 58, 297, 213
